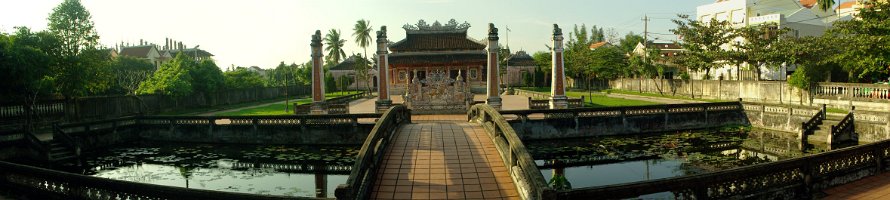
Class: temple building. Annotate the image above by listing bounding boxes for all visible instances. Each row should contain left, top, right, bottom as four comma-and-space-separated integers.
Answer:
387, 19, 488, 94
505, 51, 536, 87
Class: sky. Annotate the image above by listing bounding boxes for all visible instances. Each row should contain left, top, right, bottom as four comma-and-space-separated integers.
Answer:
1, 0, 719, 69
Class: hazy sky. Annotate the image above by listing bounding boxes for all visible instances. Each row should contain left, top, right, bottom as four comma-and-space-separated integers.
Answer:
1, 0, 717, 69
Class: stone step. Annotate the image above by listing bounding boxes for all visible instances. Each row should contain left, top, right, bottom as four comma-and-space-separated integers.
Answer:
808, 132, 830, 144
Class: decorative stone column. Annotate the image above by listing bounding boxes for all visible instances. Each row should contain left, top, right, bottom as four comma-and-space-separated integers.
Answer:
375, 26, 392, 113
486, 23, 502, 110
550, 24, 568, 109
310, 30, 327, 114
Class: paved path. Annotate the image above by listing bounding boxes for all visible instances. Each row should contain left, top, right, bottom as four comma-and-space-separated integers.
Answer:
371, 120, 520, 200
822, 172, 890, 199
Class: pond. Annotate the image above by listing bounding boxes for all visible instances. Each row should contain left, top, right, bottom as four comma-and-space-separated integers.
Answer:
53, 142, 359, 198
527, 127, 839, 191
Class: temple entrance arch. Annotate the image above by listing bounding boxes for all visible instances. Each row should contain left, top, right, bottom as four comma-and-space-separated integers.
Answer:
403, 69, 473, 114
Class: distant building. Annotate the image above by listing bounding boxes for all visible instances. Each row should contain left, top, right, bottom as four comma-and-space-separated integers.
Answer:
633, 42, 685, 79
504, 51, 536, 87
695, 0, 846, 80
330, 55, 376, 90
118, 45, 165, 69
588, 41, 612, 50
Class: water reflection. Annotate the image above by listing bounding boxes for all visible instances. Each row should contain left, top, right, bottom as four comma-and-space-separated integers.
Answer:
58, 142, 358, 198
528, 128, 838, 189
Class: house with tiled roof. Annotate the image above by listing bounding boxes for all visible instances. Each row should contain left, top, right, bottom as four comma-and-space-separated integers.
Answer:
119, 45, 164, 69
588, 41, 612, 50
330, 55, 376, 90
387, 19, 488, 93
504, 51, 537, 87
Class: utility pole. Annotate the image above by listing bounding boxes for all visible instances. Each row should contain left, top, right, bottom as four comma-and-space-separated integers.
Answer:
642, 15, 650, 49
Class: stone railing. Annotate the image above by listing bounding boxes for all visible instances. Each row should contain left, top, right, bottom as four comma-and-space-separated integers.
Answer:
335, 105, 411, 200
517, 89, 584, 109
293, 92, 365, 114
468, 104, 554, 200
814, 82, 890, 101
500, 102, 745, 139
801, 104, 826, 141
830, 111, 855, 144
556, 137, 890, 199
0, 161, 316, 200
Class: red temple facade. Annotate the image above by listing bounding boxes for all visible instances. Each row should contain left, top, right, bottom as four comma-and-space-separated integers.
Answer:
387, 19, 488, 94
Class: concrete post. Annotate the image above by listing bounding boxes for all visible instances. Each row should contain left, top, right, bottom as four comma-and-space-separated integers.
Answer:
486, 23, 503, 110
310, 30, 327, 114
375, 26, 392, 113
549, 24, 568, 109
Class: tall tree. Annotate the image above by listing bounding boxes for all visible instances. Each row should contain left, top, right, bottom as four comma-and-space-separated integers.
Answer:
618, 32, 645, 54
826, 1, 890, 82
532, 51, 552, 86
137, 53, 193, 97
817, 0, 835, 12
728, 23, 787, 80
110, 56, 154, 95
670, 15, 735, 80
0, 27, 58, 130
47, 0, 111, 97
353, 19, 373, 60
324, 29, 347, 64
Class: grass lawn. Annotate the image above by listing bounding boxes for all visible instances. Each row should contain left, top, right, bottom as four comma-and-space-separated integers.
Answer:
826, 107, 849, 114
604, 89, 727, 103
516, 87, 659, 107
213, 91, 361, 116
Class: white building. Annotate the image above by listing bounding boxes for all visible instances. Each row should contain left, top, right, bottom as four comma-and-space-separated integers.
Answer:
694, 0, 842, 80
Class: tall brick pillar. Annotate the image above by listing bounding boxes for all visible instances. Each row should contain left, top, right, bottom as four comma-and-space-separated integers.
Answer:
310, 30, 327, 114
550, 24, 568, 109
486, 23, 502, 110
375, 26, 392, 113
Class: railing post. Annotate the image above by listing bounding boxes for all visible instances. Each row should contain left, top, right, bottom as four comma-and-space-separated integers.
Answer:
875, 147, 885, 173
822, 104, 827, 119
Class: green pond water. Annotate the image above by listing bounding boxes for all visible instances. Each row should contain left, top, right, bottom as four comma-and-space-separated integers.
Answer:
56, 142, 359, 198
527, 127, 839, 192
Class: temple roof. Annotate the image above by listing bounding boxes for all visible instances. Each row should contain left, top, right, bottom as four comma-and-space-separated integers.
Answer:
389, 33, 485, 52
507, 51, 536, 66
389, 19, 485, 52
330, 55, 365, 71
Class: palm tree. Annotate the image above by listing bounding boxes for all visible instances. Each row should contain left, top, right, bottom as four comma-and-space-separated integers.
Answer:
353, 20, 374, 94
324, 29, 347, 64
353, 19, 373, 60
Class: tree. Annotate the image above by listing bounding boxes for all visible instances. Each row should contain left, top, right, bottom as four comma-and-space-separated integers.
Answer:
0, 28, 57, 131
224, 67, 266, 89
670, 15, 735, 80
47, 0, 111, 97
110, 56, 154, 95
137, 53, 193, 97
618, 32, 645, 54
826, 1, 890, 83
532, 51, 552, 86
324, 29, 347, 64
777, 36, 833, 89
816, 0, 834, 12
728, 23, 787, 80
352, 54, 373, 94
353, 19, 373, 61
189, 59, 226, 95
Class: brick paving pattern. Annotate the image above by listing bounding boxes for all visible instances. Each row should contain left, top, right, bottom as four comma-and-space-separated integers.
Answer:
823, 172, 890, 200
371, 120, 520, 200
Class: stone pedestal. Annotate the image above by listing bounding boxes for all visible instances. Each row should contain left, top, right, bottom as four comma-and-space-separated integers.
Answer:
485, 23, 502, 110
375, 26, 392, 113
550, 95, 568, 109
310, 30, 326, 114
375, 99, 392, 113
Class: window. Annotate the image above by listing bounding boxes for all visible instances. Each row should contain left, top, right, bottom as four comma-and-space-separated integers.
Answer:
469, 69, 478, 79
731, 9, 746, 24
715, 12, 729, 22
700, 14, 712, 22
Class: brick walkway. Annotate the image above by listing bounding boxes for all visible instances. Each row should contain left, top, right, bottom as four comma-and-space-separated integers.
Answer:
372, 121, 520, 200
822, 172, 890, 199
